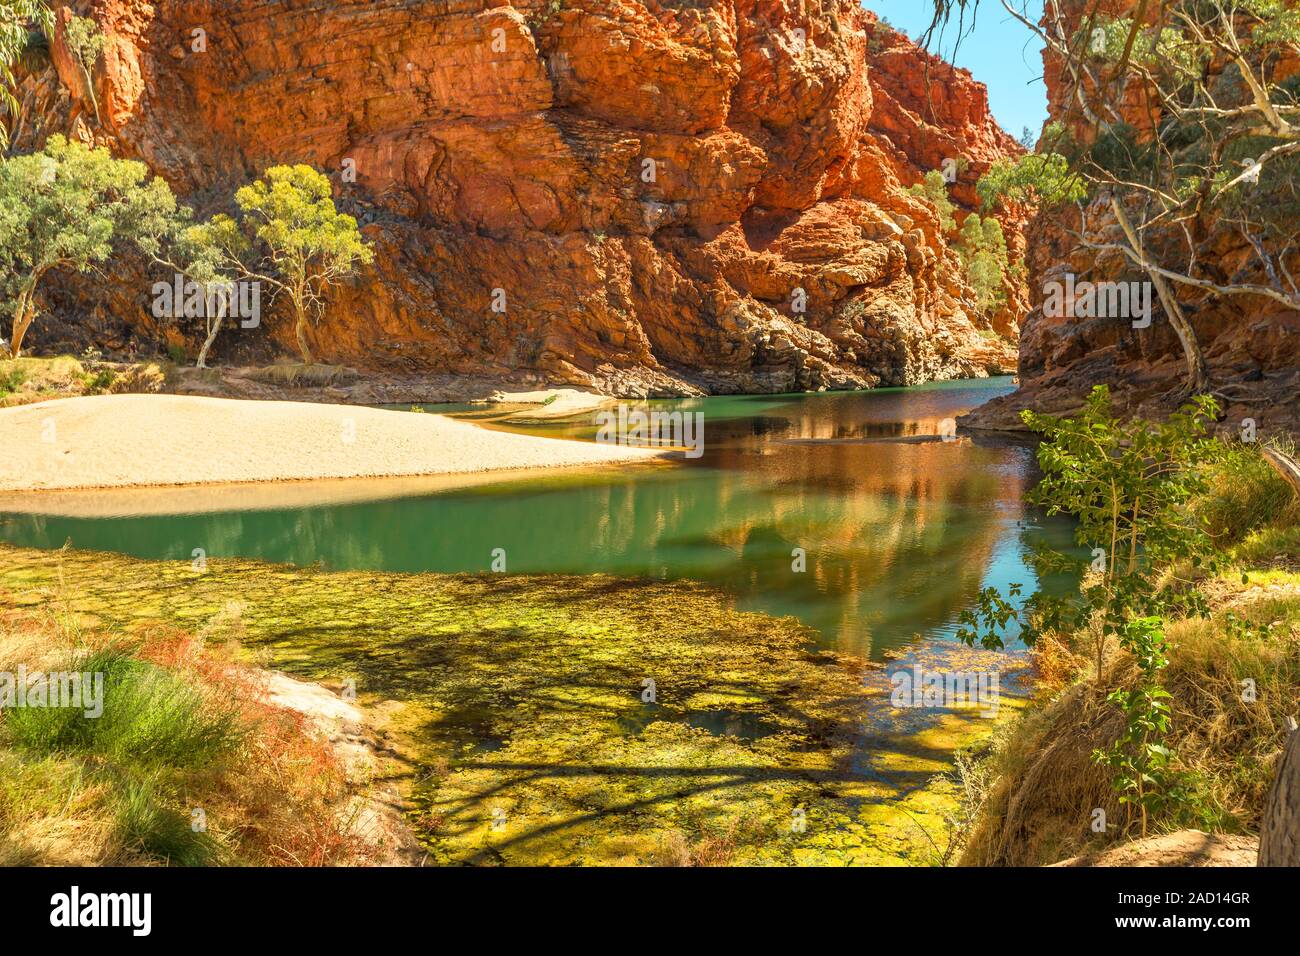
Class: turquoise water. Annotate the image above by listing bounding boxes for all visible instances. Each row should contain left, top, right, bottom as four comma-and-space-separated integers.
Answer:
0, 377, 1074, 660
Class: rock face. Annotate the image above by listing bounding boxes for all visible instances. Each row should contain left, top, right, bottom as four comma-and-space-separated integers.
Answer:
18, 1, 1022, 395
963, 0, 1300, 431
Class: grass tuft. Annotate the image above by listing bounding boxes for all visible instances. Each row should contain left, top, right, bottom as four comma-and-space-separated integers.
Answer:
0, 609, 371, 866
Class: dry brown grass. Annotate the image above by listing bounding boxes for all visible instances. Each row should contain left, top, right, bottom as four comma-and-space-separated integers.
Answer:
654, 826, 741, 867
1028, 629, 1091, 697
241, 363, 359, 388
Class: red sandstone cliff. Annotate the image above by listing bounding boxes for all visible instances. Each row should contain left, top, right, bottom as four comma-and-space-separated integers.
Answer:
13, 1, 1024, 396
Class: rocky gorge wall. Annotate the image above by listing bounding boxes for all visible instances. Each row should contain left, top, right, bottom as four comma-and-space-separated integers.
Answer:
12, 1, 1024, 396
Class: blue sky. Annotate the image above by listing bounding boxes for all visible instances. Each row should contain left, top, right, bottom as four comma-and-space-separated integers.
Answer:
866, 1, 1048, 140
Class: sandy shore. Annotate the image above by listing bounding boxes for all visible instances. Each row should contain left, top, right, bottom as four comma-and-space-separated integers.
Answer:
0, 393, 663, 493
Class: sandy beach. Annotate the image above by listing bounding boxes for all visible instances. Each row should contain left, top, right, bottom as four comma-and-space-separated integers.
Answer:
0, 394, 663, 493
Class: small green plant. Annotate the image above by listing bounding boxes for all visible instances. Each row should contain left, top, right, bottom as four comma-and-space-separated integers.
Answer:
81, 367, 115, 392
0, 363, 26, 395
957, 387, 1224, 827
908, 169, 957, 232
1092, 617, 1187, 837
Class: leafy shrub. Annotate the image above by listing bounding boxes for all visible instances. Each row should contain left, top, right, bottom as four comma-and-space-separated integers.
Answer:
954, 214, 1017, 318
977, 152, 1087, 212
958, 387, 1226, 833
908, 169, 956, 231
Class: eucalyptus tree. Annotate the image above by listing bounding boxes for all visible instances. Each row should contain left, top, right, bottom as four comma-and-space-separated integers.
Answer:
975, 0, 1300, 399
182, 165, 373, 365
0, 135, 179, 358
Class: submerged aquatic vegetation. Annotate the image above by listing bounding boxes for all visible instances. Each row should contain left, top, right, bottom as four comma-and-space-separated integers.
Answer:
0, 544, 1025, 865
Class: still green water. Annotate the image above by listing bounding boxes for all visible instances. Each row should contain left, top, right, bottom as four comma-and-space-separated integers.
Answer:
0, 377, 1073, 660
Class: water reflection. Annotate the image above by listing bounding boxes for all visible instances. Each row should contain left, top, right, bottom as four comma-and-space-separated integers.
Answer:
0, 378, 1075, 659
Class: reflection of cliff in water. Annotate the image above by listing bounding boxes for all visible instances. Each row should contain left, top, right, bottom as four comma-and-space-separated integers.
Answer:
0, 380, 1070, 660
689, 424, 1031, 656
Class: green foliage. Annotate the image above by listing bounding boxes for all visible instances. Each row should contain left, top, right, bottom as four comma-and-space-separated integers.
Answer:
1087, 123, 1148, 182
955, 583, 1022, 651
1092, 616, 1186, 835
1026, 385, 1222, 587
954, 213, 1016, 318
62, 15, 105, 125
1, 641, 243, 866
0, 1, 50, 149
1194, 439, 1300, 544
0, 135, 181, 357
235, 165, 370, 268
957, 387, 1227, 828
4, 645, 243, 767
908, 169, 957, 232
910, 171, 1019, 319
958, 387, 1224, 652
1212, 129, 1300, 245
81, 367, 115, 392
977, 152, 1087, 212
185, 164, 373, 364
1084, 17, 1206, 81
1238, 0, 1300, 46
63, 13, 103, 65
0, 362, 24, 395
112, 772, 219, 865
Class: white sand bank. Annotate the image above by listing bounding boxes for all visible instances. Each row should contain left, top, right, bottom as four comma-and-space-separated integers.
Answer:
0, 393, 662, 493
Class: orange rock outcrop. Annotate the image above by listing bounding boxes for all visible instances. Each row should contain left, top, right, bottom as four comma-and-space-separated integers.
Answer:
21, 1, 1025, 395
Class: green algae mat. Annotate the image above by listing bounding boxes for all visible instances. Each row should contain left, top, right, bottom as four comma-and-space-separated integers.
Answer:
0, 543, 1028, 865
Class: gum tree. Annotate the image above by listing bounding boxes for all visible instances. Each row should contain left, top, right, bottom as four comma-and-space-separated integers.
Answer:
187, 165, 373, 365
152, 220, 237, 369
63, 13, 104, 126
979, 0, 1300, 399
0, 135, 179, 358
909, 168, 1019, 321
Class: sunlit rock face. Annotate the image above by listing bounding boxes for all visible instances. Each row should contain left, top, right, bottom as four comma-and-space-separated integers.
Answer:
25, 1, 1023, 395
